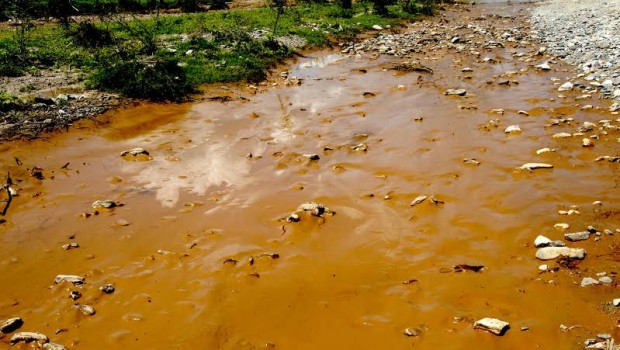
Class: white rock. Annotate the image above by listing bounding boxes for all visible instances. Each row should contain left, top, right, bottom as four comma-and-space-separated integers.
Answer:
537, 62, 551, 70
582, 138, 594, 147
504, 125, 522, 133
410, 195, 427, 207
372, 25, 383, 30
536, 147, 553, 154
613, 299, 620, 307
54, 274, 84, 285
539, 264, 549, 271
536, 247, 586, 260
599, 276, 613, 284
554, 223, 569, 230
558, 82, 574, 91
10, 332, 49, 345
534, 235, 551, 248
474, 318, 510, 335
552, 132, 572, 138
518, 163, 553, 170
581, 277, 599, 287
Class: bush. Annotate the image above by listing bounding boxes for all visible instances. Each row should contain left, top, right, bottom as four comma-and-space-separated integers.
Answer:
0, 49, 27, 77
401, 0, 434, 15
0, 91, 26, 112
89, 55, 196, 101
67, 21, 115, 48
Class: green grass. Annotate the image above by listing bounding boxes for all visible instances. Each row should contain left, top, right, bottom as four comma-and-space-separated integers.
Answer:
0, 2, 419, 101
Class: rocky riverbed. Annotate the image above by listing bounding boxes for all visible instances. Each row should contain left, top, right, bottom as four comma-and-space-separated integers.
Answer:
0, 2, 619, 350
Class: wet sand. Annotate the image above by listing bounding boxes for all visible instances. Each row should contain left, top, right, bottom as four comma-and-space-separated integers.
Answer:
1, 3, 619, 349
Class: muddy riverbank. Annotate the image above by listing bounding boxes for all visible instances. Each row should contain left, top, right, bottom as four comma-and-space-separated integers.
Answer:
1, 2, 619, 350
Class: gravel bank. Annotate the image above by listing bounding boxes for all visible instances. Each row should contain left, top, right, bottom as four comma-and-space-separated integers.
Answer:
531, 0, 620, 108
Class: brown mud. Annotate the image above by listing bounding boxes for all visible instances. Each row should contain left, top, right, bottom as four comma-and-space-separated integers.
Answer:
1, 3, 619, 350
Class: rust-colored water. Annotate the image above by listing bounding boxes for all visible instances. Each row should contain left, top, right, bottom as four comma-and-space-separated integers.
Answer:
1, 4, 619, 349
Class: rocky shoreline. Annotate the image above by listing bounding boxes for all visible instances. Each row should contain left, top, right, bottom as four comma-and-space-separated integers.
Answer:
532, 0, 620, 111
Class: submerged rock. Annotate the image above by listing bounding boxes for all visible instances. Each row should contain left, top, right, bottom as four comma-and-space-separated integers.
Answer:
43, 343, 68, 350
287, 202, 334, 222
91, 200, 117, 209
100, 284, 115, 294
120, 148, 149, 157
474, 318, 510, 335
536, 247, 586, 260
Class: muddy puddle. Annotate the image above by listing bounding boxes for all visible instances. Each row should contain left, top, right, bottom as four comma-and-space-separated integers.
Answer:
1, 3, 619, 350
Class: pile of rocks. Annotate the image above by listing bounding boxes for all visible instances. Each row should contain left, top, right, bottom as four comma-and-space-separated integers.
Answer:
531, 0, 620, 108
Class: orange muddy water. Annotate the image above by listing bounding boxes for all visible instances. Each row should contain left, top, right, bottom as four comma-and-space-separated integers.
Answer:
1, 4, 619, 350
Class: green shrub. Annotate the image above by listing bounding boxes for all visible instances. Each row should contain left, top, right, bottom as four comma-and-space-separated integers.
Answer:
67, 21, 115, 48
0, 49, 27, 77
89, 55, 196, 101
0, 91, 26, 112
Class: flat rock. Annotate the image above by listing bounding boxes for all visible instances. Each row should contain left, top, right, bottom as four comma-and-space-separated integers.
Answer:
474, 318, 510, 335
536, 247, 586, 260
599, 276, 613, 284
564, 231, 590, 242
43, 343, 68, 350
519, 163, 553, 170
54, 274, 84, 285
0, 317, 23, 333
445, 88, 467, 96
10, 332, 49, 345
581, 277, 599, 287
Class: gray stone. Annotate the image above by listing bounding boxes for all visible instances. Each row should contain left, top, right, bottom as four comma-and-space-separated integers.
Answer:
536, 247, 586, 260
599, 276, 613, 284
564, 231, 590, 242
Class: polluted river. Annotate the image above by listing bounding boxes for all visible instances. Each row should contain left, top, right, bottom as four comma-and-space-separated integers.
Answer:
1, 2, 620, 349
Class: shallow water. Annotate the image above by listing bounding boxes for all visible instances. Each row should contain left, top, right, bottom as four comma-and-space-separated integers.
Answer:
1, 3, 619, 350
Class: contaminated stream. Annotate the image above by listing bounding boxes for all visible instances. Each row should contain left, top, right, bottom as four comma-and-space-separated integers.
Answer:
1, 3, 619, 349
